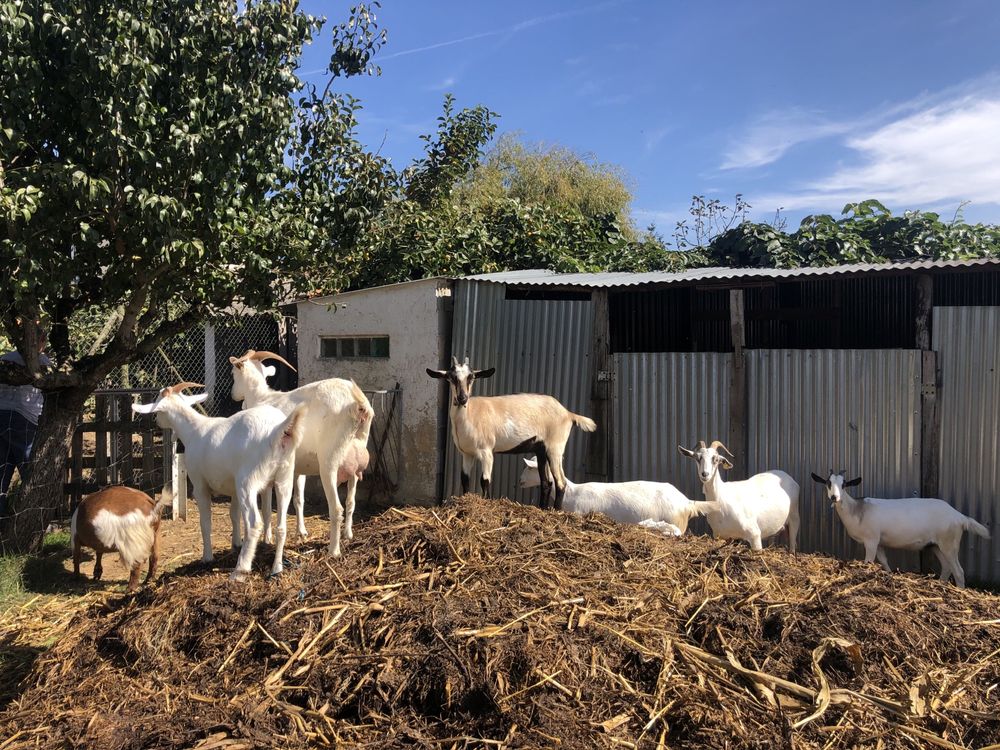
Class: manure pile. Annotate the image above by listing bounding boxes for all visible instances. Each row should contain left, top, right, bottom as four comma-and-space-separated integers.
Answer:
2, 497, 999, 749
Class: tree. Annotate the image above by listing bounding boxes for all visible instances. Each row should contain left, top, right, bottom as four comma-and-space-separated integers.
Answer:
676, 196, 1000, 269
0, 0, 393, 550
352, 111, 683, 288
456, 133, 638, 238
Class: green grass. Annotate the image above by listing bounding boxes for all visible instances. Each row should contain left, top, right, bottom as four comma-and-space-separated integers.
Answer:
0, 529, 75, 612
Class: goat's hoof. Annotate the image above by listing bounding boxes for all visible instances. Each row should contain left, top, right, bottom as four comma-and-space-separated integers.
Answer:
230, 570, 249, 582
298, 529, 309, 541
344, 530, 354, 542
264, 533, 274, 544
328, 547, 342, 559
268, 568, 283, 579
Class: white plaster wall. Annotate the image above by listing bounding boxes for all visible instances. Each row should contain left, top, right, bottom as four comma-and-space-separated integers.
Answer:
296, 278, 449, 504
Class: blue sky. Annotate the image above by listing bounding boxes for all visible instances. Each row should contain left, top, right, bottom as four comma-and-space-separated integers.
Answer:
298, 1, 1000, 231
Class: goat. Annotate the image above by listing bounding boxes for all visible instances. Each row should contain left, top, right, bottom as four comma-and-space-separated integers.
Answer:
677, 440, 800, 552
233, 355, 372, 546
132, 382, 307, 579
71, 486, 166, 592
228, 350, 374, 558
519, 457, 701, 531
427, 356, 596, 510
811, 472, 991, 588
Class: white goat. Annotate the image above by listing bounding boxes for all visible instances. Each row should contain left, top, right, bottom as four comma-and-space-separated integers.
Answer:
229, 350, 374, 558
132, 382, 306, 579
427, 357, 596, 510
235, 357, 372, 546
812, 472, 991, 588
519, 457, 701, 532
71, 486, 166, 592
678, 440, 800, 552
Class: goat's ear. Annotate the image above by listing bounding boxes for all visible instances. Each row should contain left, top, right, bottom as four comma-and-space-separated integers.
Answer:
262, 364, 277, 378
132, 401, 158, 415
843, 476, 862, 488
228, 356, 240, 366
523, 457, 537, 468
426, 368, 447, 379
719, 457, 734, 470
474, 367, 495, 379
180, 393, 209, 408
811, 472, 827, 484
677, 445, 695, 458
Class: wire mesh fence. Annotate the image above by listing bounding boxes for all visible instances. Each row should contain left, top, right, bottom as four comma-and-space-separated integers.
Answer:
0, 314, 402, 549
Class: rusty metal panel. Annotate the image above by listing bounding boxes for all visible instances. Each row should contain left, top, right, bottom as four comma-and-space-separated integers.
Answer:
934, 307, 999, 585
443, 280, 594, 504
612, 353, 732, 524
746, 349, 922, 568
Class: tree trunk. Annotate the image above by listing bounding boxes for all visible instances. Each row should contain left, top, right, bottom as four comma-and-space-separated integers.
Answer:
1, 389, 87, 553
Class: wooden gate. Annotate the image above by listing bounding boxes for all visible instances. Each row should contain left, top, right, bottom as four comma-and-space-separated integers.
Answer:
65, 389, 174, 512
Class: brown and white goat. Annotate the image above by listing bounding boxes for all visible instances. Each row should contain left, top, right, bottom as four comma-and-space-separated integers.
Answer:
427, 357, 596, 510
71, 486, 166, 592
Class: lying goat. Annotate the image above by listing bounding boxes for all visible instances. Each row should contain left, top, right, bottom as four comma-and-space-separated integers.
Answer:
519, 457, 700, 531
428, 357, 595, 510
678, 440, 800, 551
71, 486, 166, 592
812, 472, 991, 587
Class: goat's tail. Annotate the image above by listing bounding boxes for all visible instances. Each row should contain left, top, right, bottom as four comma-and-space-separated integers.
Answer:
276, 405, 309, 455
964, 516, 991, 539
571, 413, 597, 432
351, 381, 375, 443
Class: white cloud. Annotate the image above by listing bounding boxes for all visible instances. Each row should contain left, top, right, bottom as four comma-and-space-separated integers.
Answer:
426, 76, 457, 92
720, 108, 855, 170
643, 126, 672, 153
753, 93, 1000, 212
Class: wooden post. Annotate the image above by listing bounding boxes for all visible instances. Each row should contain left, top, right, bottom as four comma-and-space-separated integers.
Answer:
729, 289, 747, 470
916, 274, 939, 574
171, 437, 188, 521
586, 290, 612, 482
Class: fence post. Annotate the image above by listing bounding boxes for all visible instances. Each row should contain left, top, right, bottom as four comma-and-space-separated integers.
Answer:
171, 437, 188, 521
204, 323, 216, 411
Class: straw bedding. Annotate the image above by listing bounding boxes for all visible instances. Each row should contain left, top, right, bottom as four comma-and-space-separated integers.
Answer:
2, 496, 998, 749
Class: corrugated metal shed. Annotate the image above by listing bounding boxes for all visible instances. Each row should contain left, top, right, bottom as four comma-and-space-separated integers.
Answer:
464, 257, 1000, 289
443, 280, 594, 503
934, 307, 999, 585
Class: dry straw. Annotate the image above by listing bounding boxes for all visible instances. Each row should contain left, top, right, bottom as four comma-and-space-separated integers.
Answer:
1, 497, 998, 749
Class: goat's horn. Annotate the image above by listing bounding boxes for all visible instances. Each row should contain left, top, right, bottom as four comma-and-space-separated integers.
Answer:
463, 356, 470, 366
451, 355, 460, 368
710, 440, 735, 458
249, 350, 297, 373
164, 381, 204, 396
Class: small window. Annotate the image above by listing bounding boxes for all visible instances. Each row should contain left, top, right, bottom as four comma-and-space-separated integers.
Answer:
320, 336, 390, 359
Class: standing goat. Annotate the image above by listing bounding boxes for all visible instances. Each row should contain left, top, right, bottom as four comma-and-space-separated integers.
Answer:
229, 350, 374, 558
427, 357, 596, 510
232, 354, 372, 546
678, 440, 800, 551
132, 382, 306, 579
71, 486, 166, 592
519, 457, 701, 531
811, 472, 991, 587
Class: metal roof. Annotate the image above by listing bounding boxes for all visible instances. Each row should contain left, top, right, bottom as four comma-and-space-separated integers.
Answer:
463, 257, 1000, 289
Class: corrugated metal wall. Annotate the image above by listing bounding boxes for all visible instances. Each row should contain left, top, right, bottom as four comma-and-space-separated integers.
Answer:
612, 353, 731, 499
443, 280, 594, 503
612, 349, 923, 567
934, 307, 999, 585
746, 350, 922, 568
